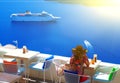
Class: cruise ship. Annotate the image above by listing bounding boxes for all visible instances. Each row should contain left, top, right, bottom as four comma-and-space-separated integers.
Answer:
10, 10, 61, 21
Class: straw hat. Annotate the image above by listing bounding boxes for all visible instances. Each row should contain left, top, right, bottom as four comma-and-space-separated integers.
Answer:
72, 45, 87, 60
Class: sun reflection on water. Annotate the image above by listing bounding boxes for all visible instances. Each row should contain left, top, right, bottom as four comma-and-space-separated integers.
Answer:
46, 0, 120, 18
92, 6, 120, 19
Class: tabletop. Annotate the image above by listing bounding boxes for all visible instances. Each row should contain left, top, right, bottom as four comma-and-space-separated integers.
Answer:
4, 49, 40, 60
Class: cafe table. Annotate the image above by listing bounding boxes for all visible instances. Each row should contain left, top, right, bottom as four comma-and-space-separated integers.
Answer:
84, 59, 101, 76
3, 49, 40, 76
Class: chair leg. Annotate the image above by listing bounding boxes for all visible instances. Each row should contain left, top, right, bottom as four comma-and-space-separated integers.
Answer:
27, 69, 32, 83
27, 69, 30, 83
40, 70, 47, 83
43, 70, 45, 82
58, 76, 61, 83
50, 69, 53, 83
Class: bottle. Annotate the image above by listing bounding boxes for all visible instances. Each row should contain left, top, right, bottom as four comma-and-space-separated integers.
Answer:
23, 45, 27, 54
93, 54, 97, 62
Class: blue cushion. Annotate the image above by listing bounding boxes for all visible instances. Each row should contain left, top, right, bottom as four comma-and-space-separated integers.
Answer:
45, 55, 54, 61
29, 62, 44, 70
64, 69, 78, 74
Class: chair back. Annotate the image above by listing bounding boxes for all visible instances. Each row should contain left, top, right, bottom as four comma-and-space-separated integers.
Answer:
0, 51, 6, 62
64, 71, 79, 83
3, 62, 18, 74
64, 70, 91, 83
43, 60, 52, 69
108, 67, 119, 81
93, 66, 119, 82
3, 44, 16, 49
43, 55, 54, 70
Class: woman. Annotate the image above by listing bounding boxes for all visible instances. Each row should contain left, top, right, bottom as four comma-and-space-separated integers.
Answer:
69, 45, 90, 75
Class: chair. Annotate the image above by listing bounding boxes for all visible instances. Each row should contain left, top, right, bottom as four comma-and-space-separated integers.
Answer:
0, 51, 15, 62
0, 51, 15, 72
0, 72, 22, 83
3, 44, 17, 49
0, 43, 17, 63
64, 70, 91, 83
93, 66, 119, 83
29, 54, 54, 83
0, 51, 6, 63
2, 60, 26, 83
0, 43, 16, 71
53, 59, 66, 83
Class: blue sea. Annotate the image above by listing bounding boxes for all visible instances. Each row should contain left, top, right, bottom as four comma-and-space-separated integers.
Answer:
0, 0, 120, 64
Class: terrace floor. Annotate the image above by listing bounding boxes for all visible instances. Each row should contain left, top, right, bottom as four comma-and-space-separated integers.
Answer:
20, 77, 53, 83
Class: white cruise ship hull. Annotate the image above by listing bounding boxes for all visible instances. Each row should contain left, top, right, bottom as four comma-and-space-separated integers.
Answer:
11, 15, 60, 21
10, 11, 61, 22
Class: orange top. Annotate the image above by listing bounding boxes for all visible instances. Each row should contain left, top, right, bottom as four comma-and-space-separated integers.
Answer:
70, 54, 89, 75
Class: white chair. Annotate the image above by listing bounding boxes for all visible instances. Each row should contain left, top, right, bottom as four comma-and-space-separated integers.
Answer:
53, 59, 67, 83
0, 43, 17, 63
64, 70, 91, 83
2, 60, 26, 83
3, 44, 17, 49
0, 51, 15, 72
0, 51, 6, 63
29, 55, 54, 83
0, 43, 16, 72
0, 72, 22, 83
93, 66, 119, 83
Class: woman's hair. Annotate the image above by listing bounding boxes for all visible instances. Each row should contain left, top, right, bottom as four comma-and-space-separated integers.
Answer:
72, 45, 87, 60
